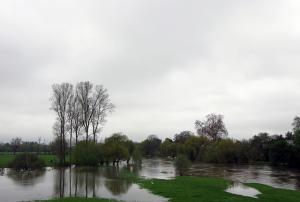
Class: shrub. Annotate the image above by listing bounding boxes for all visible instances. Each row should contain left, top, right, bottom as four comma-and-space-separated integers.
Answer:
73, 141, 101, 166
132, 148, 142, 165
175, 154, 191, 176
9, 153, 45, 170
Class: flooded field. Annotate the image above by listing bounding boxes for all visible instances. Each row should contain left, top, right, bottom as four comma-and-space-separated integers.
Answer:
0, 159, 300, 202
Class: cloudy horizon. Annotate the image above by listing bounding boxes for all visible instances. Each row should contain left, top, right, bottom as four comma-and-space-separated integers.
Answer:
1, 0, 300, 142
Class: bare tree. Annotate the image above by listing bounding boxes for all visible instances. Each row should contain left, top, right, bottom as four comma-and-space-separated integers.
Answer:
50, 83, 73, 165
195, 113, 228, 141
67, 93, 75, 160
91, 85, 115, 142
72, 95, 82, 145
76, 82, 114, 142
76, 81, 94, 142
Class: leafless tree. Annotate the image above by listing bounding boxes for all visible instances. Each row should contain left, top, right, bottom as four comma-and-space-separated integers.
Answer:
50, 83, 73, 164
72, 95, 82, 145
76, 82, 114, 142
67, 93, 75, 160
195, 113, 228, 141
91, 85, 115, 142
76, 81, 94, 142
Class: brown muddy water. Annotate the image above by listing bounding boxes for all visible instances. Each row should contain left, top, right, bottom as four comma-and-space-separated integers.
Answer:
0, 159, 300, 202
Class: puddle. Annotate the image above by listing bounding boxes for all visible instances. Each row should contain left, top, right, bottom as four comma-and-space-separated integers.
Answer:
225, 183, 261, 198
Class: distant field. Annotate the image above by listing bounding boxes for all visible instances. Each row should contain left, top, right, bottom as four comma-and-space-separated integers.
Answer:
0, 153, 59, 167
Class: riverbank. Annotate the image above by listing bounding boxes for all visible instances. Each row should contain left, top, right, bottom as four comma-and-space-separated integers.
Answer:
39, 176, 300, 202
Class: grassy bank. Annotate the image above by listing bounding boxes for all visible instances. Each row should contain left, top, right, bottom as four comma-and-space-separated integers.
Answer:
137, 176, 300, 202
38, 176, 300, 202
0, 153, 58, 167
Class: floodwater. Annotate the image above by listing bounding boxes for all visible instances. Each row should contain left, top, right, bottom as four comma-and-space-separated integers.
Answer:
225, 183, 261, 198
0, 160, 171, 202
187, 163, 300, 190
1, 159, 300, 202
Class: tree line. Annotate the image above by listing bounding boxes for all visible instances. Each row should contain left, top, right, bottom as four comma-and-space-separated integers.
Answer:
141, 114, 300, 168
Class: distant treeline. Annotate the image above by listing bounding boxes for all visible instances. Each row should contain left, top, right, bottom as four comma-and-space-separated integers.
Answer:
0, 138, 51, 154
1, 113, 300, 168
140, 114, 300, 168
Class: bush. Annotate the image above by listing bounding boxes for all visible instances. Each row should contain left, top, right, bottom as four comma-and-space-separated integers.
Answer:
132, 148, 142, 165
73, 141, 101, 166
9, 153, 45, 170
175, 154, 191, 176
204, 139, 238, 164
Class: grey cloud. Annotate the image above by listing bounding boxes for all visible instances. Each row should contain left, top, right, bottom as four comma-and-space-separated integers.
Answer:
0, 0, 300, 142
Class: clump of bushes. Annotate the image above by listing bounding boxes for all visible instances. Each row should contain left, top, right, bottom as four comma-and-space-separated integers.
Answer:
73, 141, 101, 166
9, 153, 45, 170
175, 154, 191, 176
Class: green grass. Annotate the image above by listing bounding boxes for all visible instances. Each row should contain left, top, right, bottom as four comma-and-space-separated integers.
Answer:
37, 176, 300, 202
136, 176, 300, 202
36, 197, 120, 202
0, 153, 59, 167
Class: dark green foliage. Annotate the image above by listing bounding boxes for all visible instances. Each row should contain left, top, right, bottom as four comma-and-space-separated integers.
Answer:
104, 133, 130, 164
269, 136, 292, 166
249, 132, 271, 162
73, 141, 101, 166
132, 148, 142, 165
204, 139, 238, 164
174, 154, 191, 176
160, 138, 176, 158
141, 135, 161, 157
9, 153, 45, 170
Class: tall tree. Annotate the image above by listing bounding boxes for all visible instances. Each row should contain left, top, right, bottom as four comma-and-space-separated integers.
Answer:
50, 83, 73, 164
195, 113, 228, 141
76, 81, 94, 142
72, 95, 82, 145
91, 85, 114, 142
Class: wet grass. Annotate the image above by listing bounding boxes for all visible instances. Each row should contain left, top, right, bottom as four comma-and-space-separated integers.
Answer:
37, 176, 300, 202
137, 176, 300, 202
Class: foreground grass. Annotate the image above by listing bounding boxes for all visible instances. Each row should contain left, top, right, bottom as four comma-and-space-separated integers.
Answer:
136, 176, 300, 202
0, 153, 59, 167
39, 176, 300, 202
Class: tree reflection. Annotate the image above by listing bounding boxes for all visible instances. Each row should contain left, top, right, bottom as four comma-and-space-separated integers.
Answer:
6, 168, 46, 186
53, 165, 137, 198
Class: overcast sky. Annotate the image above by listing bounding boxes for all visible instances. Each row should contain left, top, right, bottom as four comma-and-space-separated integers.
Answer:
1, 0, 300, 142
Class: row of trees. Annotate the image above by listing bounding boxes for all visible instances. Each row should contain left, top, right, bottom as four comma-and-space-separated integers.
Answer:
0, 138, 50, 154
73, 133, 141, 166
50, 81, 114, 165
140, 114, 300, 168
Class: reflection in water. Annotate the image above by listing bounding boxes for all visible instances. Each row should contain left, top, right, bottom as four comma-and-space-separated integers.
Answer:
1, 159, 300, 202
6, 168, 46, 186
50, 166, 166, 202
